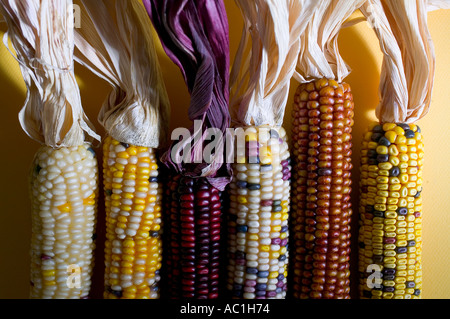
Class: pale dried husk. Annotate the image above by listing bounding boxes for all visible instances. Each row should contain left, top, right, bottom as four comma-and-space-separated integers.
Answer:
361, 0, 446, 123
229, 0, 315, 127
294, 0, 367, 84
74, 0, 170, 148
360, 0, 409, 123
0, 0, 99, 148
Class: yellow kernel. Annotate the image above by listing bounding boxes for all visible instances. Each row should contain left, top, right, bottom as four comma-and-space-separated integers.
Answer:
388, 145, 399, 156
113, 171, 124, 178
376, 176, 389, 184
390, 156, 400, 166
385, 130, 397, 143
237, 196, 247, 204
379, 162, 393, 170
58, 203, 71, 213
376, 145, 388, 155
383, 123, 397, 131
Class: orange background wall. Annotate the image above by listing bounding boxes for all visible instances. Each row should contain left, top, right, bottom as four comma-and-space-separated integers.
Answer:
1, 2, 449, 299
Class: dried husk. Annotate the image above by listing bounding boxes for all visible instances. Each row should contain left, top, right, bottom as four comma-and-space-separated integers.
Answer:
229, 0, 315, 127
74, 0, 170, 148
0, 0, 99, 148
361, 0, 447, 123
294, 0, 367, 84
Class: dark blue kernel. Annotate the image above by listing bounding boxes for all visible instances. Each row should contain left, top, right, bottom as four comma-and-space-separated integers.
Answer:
406, 281, 416, 288
405, 130, 415, 138
247, 183, 261, 190
382, 269, 396, 275
396, 247, 407, 254
278, 255, 286, 261
373, 210, 385, 218
373, 125, 384, 133
246, 267, 258, 274
398, 123, 410, 131
35, 165, 42, 175
273, 200, 282, 206
87, 147, 96, 157
277, 274, 284, 280
120, 142, 130, 148
255, 290, 266, 296
407, 240, 416, 247
378, 137, 391, 146
389, 166, 400, 177
91, 233, 97, 241
397, 207, 408, 215
371, 132, 383, 142
150, 231, 160, 238
373, 255, 383, 263
257, 271, 269, 278
414, 190, 422, 198
151, 285, 159, 292
149, 177, 158, 183
236, 181, 248, 188
377, 154, 389, 163
384, 275, 395, 281
281, 226, 289, 233
256, 283, 267, 290
414, 289, 421, 296
416, 125, 421, 133
367, 149, 378, 158
105, 189, 112, 196
275, 287, 283, 293
383, 287, 395, 293
236, 225, 248, 233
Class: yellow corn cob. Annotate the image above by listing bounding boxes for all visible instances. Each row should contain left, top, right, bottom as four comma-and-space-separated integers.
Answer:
227, 125, 291, 299
290, 79, 354, 299
102, 136, 163, 299
358, 122, 423, 299
29, 143, 98, 299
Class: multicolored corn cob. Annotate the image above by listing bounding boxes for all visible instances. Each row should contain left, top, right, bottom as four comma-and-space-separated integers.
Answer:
227, 125, 291, 299
102, 136, 163, 299
290, 79, 354, 299
358, 122, 423, 299
163, 175, 223, 299
29, 143, 98, 299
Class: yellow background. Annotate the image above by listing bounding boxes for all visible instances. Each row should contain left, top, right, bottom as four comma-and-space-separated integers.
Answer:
1, 3, 449, 299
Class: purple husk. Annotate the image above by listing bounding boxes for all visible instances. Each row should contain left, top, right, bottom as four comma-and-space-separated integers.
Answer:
143, 0, 231, 190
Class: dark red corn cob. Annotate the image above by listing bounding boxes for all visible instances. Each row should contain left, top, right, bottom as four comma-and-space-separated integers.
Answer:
164, 174, 223, 299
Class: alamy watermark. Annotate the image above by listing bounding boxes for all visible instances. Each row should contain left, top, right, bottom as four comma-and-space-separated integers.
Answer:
170, 120, 284, 165
73, 4, 81, 29
366, 264, 382, 289
66, 264, 81, 288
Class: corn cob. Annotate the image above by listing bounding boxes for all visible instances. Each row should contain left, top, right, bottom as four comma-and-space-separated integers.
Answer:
358, 122, 423, 299
102, 136, 163, 299
290, 79, 354, 299
163, 174, 223, 299
227, 125, 291, 299
29, 143, 98, 299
